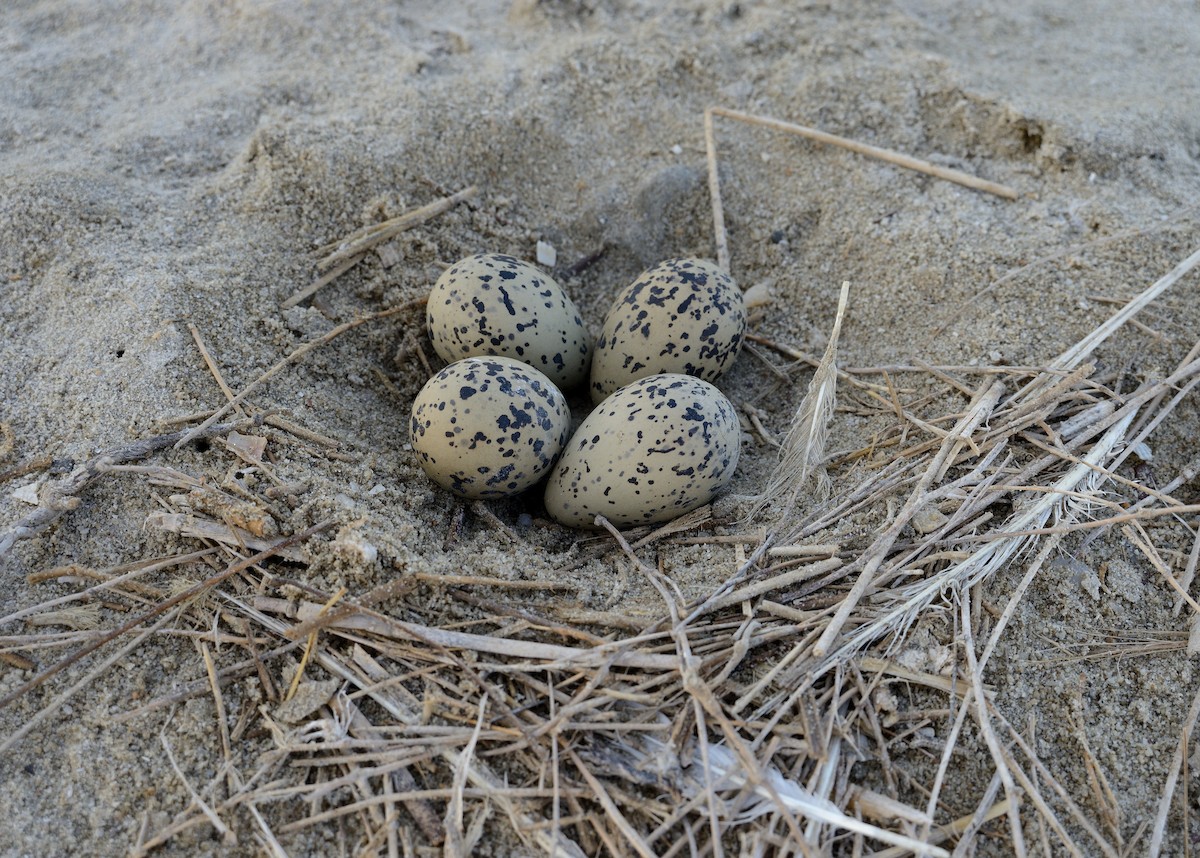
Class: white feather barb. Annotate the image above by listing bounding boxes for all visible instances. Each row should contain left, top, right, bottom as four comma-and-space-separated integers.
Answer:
756, 281, 850, 522
697, 743, 950, 856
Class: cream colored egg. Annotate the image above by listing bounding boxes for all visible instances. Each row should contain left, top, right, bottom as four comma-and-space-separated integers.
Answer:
410, 357, 571, 499
590, 257, 746, 403
427, 253, 592, 390
544, 374, 741, 528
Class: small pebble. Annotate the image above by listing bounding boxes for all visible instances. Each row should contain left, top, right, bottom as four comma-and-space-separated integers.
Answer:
11, 482, 40, 505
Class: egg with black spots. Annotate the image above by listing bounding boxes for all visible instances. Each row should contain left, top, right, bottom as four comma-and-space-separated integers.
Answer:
410, 357, 571, 499
544, 373, 741, 528
427, 253, 591, 390
590, 257, 746, 403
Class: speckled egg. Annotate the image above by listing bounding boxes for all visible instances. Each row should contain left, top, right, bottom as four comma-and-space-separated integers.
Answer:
427, 253, 592, 390
410, 356, 571, 499
544, 374, 742, 528
590, 257, 746, 403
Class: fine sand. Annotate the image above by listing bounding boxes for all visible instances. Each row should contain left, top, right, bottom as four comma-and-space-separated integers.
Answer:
2, 1, 1199, 855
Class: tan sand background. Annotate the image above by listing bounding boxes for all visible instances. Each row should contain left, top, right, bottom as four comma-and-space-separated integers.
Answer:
2, 0, 1199, 854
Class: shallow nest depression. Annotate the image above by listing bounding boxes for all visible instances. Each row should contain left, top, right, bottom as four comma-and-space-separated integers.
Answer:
3, 122, 1200, 856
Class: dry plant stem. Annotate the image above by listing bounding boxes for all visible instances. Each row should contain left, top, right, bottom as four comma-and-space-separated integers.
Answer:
0, 421, 249, 559
201, 641, 237, 798
875, 786, 1009, 858
412, 572, 572, 590
849, 785, 930, 827
273, 789, 576, 832
188, 322, 246, 416
704, 107, 731, 272
992, 709, 1115, 858
805, 731, 842, 844
961, 597, 1028, 858
948, 773, 1005, 858
1175, 527, 1200, 617
174, 297, 427, 449
707, 557, 842, 612
979, 534, 1064, 668
1149, 682, 1200, 856
381, 773, 401, 858
547, 669, 562, 854
345, 648, 586, 858
0, 520, 332, 712
1124, 522, 1200, 615
0, 454, 54, 486
284, 586, 346, 701
631, 504, 717, 550
857, 657, 975, 696
768, 543, 839, 557
262, 413, 341, 448
147, 513, 307, 563
314, 185, 478, 272
1018, 243, 1200, 402
161, 731, 235, 845
1, 549, 214, 628
0, 607, 180, 754
709, 107, 1019, 199
247, 804, 288, 858
812, 379, 1004, 657
256, 593, 675, 669
822, 408, 1136, 670
922, 671, 980, 847
444, 692, 487, 857
281, 253, 363, 310
1069, 710, 1121, 849
962, 502, 1200, 544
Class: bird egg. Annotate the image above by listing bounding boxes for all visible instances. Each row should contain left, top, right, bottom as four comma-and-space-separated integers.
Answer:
427, 253, 592, 390
590, 257, 746, 402
544, 373, 741, 528
410, 356, 571, 499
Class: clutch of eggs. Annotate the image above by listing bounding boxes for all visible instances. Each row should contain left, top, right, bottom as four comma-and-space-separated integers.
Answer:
409, 356, 571, 499
414, 253, 746, 528
589, 257, 747, 403
544, 374, 742, 529
426, 253, 591, 390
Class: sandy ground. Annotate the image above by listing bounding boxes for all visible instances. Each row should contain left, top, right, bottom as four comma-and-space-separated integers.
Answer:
2, 0, 1199, 855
